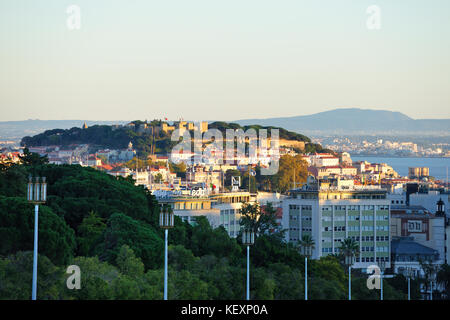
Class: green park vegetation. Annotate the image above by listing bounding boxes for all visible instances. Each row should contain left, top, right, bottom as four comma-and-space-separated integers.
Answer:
0, 151, 448, 300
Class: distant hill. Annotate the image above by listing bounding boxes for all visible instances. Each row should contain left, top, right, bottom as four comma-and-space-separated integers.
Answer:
0, 120, 127, 140
235, 108, 450, 136
19, 120, 332, 156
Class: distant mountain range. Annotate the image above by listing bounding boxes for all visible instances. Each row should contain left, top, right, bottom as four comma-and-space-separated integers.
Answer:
1, 108, 449, 141
235, 108, 450, 136
0, 120, 127, 140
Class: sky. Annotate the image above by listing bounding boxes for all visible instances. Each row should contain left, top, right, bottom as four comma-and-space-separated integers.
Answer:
1, 0, 449, 122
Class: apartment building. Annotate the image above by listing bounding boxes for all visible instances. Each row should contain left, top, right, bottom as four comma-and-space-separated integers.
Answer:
408, 167, 430, 179
156, 190, 255, 238
390, 204, 446, 265
282, 177, 390, 269
157, 192, 221, 227
211, 191, 255, 238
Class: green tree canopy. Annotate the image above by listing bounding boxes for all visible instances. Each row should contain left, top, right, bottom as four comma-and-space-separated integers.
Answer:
0, 196, 76, 265
95, 213, 164, 270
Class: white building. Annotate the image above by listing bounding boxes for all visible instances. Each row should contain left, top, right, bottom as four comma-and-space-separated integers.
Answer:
156, 191, 255, 237
282, 177, 390, 270
310, 154, 340, 167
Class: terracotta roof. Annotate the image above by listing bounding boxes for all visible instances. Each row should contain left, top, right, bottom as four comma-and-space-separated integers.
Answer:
261, 205, 282, 219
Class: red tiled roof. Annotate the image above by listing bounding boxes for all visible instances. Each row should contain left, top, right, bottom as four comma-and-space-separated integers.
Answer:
261, 205, 282, 219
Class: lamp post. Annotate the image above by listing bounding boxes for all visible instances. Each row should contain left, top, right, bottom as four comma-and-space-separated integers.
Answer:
379, 260, 386, 300
406, 267, 414, 301
305, 255, 308, 301
430, 266, 437, 301
345, 253, 355, 300
27, 176, 47, 301
159, 204, 174, 300
242, 230, 255, 300
301, 245, 312, 300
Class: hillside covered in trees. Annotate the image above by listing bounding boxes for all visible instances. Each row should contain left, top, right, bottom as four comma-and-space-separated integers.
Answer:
20, 120, 333, 158
0, 155, 421, 300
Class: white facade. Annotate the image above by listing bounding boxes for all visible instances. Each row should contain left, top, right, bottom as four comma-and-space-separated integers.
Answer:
311, 156, 339, 167
282, 190, 391, 270
387, 193, 407, 206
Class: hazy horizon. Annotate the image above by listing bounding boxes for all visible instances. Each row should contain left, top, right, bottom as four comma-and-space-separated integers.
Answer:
1, 107, 450, 123
1, 1, 450, 121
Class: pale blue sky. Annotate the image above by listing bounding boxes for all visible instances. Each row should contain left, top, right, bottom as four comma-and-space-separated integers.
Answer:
1, 0, 449, 121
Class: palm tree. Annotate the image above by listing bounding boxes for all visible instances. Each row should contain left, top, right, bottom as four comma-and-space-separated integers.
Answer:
419, 258, 438, 300
437, 264, 450, 299
298, 235, 315, 259
340, 238, 359, 267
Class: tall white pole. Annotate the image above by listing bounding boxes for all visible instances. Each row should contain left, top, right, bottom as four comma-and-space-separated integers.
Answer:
348, 266, 351, 300
408, 277, 410, 301
32, 204, 39, 300
305, 257, 308, 300
164, 229, 168, 300
380, 271, 383, 300
247, 245, 250, 300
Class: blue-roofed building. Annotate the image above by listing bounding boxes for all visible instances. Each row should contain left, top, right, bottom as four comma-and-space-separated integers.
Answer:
390, 204, 446, 265
391, 236, 439, 278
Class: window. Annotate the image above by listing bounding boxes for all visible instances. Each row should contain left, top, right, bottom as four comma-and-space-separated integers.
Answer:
362, 215, 374, 221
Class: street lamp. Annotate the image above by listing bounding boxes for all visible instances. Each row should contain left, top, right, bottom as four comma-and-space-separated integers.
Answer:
405, 267, 414, 300
27, 176, 47, 301
301, 245, 312, 301
379, 260, 386, 300
430, 265, 437, 301
345, 253, 356, 300
242, 230, 255, 300
159, 204, 174, 300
